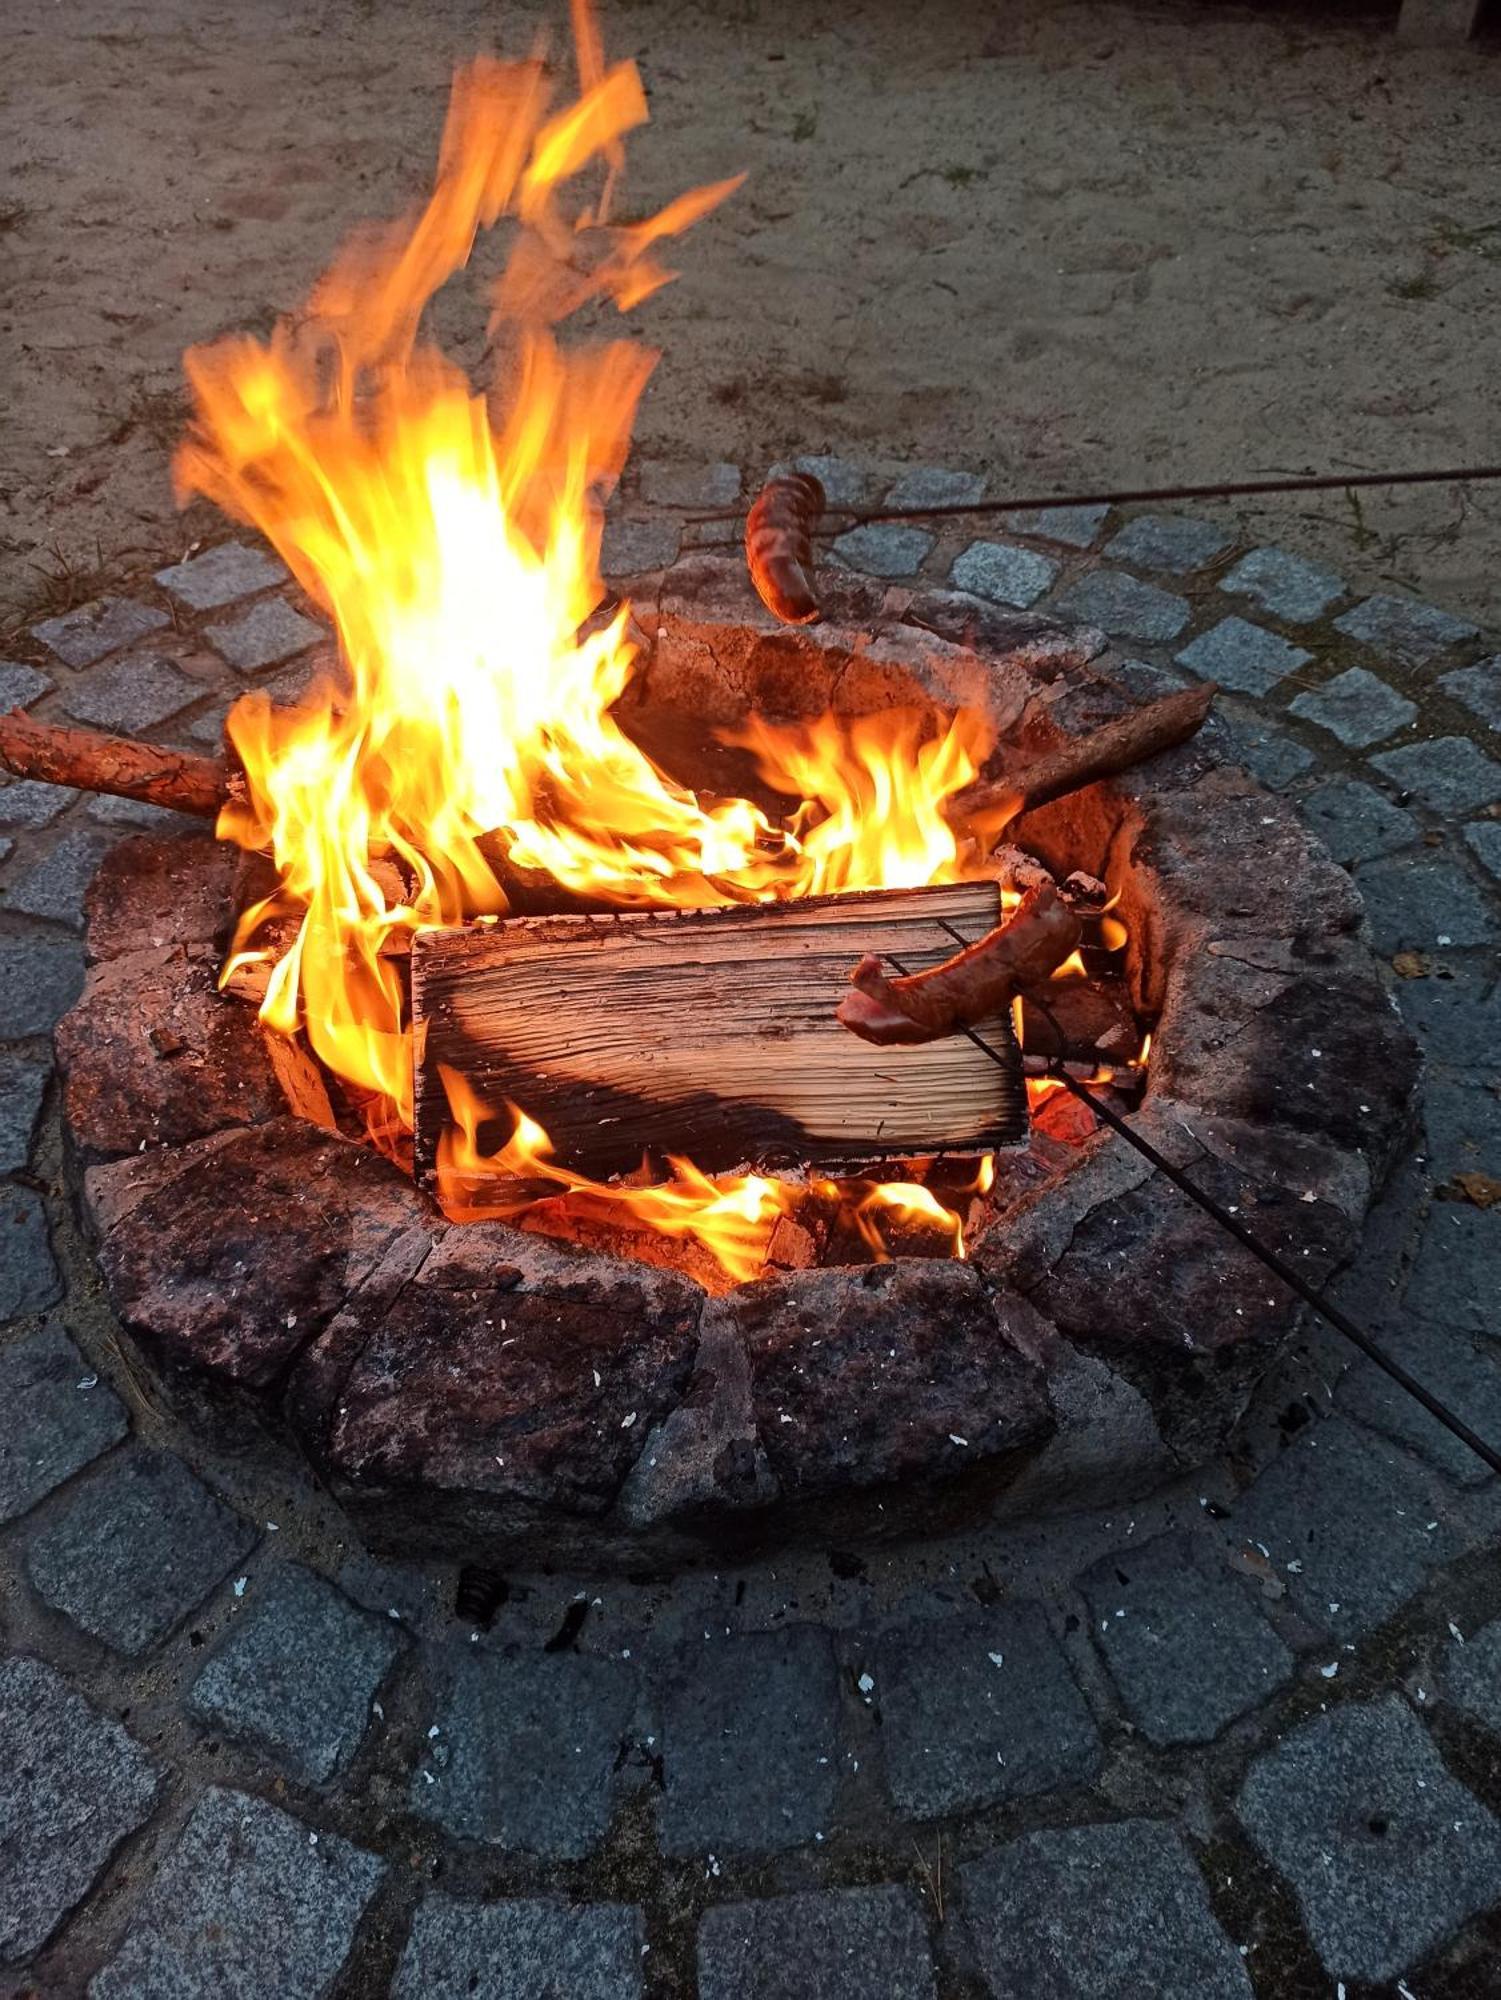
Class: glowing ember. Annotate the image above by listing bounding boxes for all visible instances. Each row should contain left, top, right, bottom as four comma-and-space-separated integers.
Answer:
178, 4, 1010, 1280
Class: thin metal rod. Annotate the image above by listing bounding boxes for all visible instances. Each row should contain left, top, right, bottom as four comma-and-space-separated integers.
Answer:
680, 462, 1501, 533
887, 923, 1501, 1480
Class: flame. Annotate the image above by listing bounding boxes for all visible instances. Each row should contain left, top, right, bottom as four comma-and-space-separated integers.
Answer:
176, 6, 991, 1283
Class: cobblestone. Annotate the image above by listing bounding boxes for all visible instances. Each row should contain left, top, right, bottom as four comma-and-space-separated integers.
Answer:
414, 1646, 636, 1858
1423, 1074, 1501, 1178
1296, 777, 1419, 866
960, 1821, 1252, 2000
1231, 1417, 1461, 1640
0, 1049, 50, 1174
1335, 592, 1478, 667
1078, 1531, 1294, 1745
1353, 853, 1497, 952
660, 1626, 838, 1855
638, 460, 739, 509
1104, 513, 1232, 574
698, 1886, 935, 2000
1395, 966, 1501, 1066
600, 516, 682, 575
1338, 1310, 1501, 1486
1, 828, 117, 929
1174, 615, 1311, 696
1220, 544, 1345, 623
999, 501, 1109, 547
155, 541, 288, 608
1370, 735, 1501, 814
1440, 657, 1501, 730
876, 1602, 1100, 1817
90, 1786, 382, 1999
25, 1449, 257, 1656
0, 779, 78, 827
950, 539, 1057, 608
1445, 1615, 1501, 1736
58, 652, 202, 733
831, 522, 934, 577
204, 597, 323, 674
1289, 665, 1419, 746
1405, 1201, 1501, 1336
395, 1895, 646, 2000
769, 455, 871, 507
187, 1562, 403, 1784
0, 662, 53, 710
883, 465, 984, 509
1217, 702, 1315, 790
1236, 1696, 1501, 1983
0, 1654, 159, 1962
1052, 569, 1190, 642
0, 935, 85, 1037
0, 1184, 62, 1321
0, 1324, 128, 1524
87, 792, 197, 831
32, 596, 167, 668
1466, 820, 1501, 881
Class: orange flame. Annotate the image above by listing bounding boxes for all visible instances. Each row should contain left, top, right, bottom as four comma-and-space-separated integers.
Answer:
178, 6, 991, 1281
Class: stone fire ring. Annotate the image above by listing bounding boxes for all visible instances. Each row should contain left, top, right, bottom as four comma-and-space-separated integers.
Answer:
55, 556, 1419, 1571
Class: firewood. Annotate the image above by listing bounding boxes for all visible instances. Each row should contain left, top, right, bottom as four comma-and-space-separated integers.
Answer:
1017, 977, 1138, 1063
954, 682, 1215, 826
745, 471, 825, 625
410, 879, 1028, 1190
0, 709, 228, 818
836, 883, 1082, 1047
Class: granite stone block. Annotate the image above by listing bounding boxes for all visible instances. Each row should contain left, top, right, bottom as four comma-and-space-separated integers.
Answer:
600, 516, 682, 576
1423, 1074, 1501, 1179
205, 598, 323, 674
32, 597, 168, 669
1052, 569, 1190, 642
999, 502, 1109, 548
638, 460, 740, 509
1396, 968, 1501, 1067
698, 1887, 935, 2000
884, 465, 985, 509
0, 936, 85, 1037
0, 1050, 50, 1174
0, 780, 78, 827
1104, 513, 1232, 574
1405, 1202, 1501, 1338
1217, 701, 1315, 790
950, 540, 1057, 608
1465, 820, 1501, 881
0, 1183, 62, 1321
1335, 593, 1478, 668
396, 1896, 646, 2000
1353, 853, 1497, 952
2, 829, 117, 930
1445, 1616, 1501, 1737
769, 455, 872, 508
0, 1324, 128, 1524
1290, 666, 1419, 747
1370, 736, 1501, 815
1338, 1317, 1501, 1487
832, 523, 935, 577
1175, 615, 1311, 696
59, 653, 201, 733
1440, 658, 1501, 730
0, 662, 54, 710
1297, 778, 1419, 866
155, 541, 288, 609
1221, 545, 1345, 623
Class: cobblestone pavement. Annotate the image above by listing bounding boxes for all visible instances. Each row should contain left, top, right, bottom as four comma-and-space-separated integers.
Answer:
2, 473, 1500, 1997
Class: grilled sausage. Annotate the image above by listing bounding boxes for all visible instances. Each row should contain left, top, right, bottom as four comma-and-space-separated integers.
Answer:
745, 471, 824, 624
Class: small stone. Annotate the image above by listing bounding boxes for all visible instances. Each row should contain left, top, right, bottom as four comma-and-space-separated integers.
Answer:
600, 516, 682, 576
1220, 544, 1346, 623
0, 1049, 50, 1174
155, 541, 288, 609
58, 652, 202, 733
1216, 701, 1315, 790
1370, 736, 1501, 815
396, 1896, 646, 2000
638, 460, 740, 509
1231, 1418, 1459, 1640
1334, 592, 1478, 667
1052, 569, 1190, 642
204, 598, 324, 674
1175, 616, 1311, 697
0, 662, 54, 710
961, 1821, 1252, 2000
0, 1655, 159, 1961
187, 1563, 404, 1784
90, 1787, 382, 1999
0, 1183, 62, 1321
32, 596, 168, 669
831, 522, 935, 578
1396, 969, 1501, 1067
1078, 1531, 1294, 1746
698, 1887, 935, 2000
1354, 854, 1496, 952
1236, 1696, 1501, 1983
1298, 779, 1419, 867
0, 1324, 128, 1524
950, 540, 1058, 608
0, 779, 78, 827
1465, 820, 1501, 882
413, 1647, 636, 1858
2, 828, 117, 930
1446, 1616, 1501, 1736
884, 465, 985, 510
1440, 658, 1501, 731
1289, 666, 1419, 747
877, 1602, 1100, 1817
25, 1448, 257, 1656
0, 935, 85, 1037
660, 1626, 839, 1855
999, 502, 1109, 548
1104, 513, 1233, 574
1405, 1202, 1501, 1337
769, 455, 871, 508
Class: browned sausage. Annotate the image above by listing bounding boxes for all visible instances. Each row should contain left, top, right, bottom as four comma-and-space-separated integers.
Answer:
745, 471, 825, 624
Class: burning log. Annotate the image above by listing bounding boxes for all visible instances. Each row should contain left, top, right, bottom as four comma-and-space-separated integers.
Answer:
0, 709, 227, 819
745, 471, 825, 625
410, 878, 1027, 1190
836, 883, 1082, 1047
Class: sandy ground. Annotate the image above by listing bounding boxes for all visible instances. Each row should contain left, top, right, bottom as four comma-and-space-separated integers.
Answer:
2, 0, 1499, 635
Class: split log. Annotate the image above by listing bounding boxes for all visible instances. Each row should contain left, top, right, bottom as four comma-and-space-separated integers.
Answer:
0, 710, 228, 818
410, 879, 1028, 1192
745, 471, 825, 625
836, 883, 1081, 1047
954, 682, 1215, 826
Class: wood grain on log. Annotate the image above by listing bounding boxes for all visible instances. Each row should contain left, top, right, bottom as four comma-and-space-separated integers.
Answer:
411, 880, 1027, 1191
0, 709, 227, 818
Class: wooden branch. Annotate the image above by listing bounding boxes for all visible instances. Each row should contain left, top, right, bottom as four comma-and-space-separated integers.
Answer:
955, 682, 1215, 825
0, 709, 227, 818
836, 883, 1082, 1046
